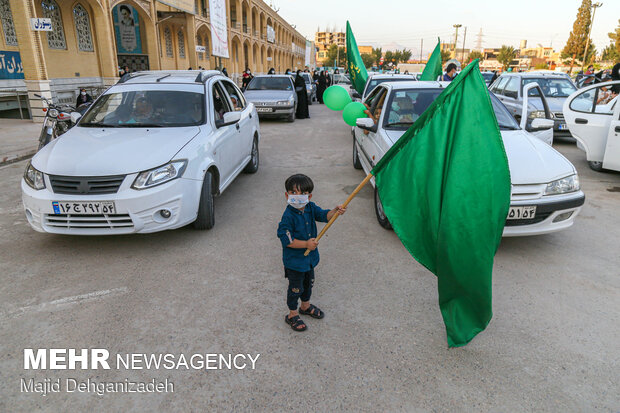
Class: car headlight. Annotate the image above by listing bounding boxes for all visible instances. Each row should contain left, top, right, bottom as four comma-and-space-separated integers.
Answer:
277, 100, 290, 105
544, 174, 579, 195
529, 110, 546, 119
24, 162, 46, 190
131, 160, 187, 190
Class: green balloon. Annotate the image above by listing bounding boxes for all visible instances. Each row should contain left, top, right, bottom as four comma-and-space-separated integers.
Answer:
323, 85, 352, 111
342, 102, 367, 126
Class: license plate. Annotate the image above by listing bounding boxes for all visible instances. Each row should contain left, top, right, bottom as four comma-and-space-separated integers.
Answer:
558, 123, 567, 130
52, 201, 116, 215
507, 206, 536, 220
256, 107, 273, 113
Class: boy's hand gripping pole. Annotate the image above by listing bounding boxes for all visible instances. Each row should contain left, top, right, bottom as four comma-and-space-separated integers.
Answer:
303, 172, 374, 256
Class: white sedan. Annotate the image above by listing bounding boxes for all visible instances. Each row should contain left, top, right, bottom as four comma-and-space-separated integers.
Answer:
22, 70, 260, 235
352, 81, 585, 237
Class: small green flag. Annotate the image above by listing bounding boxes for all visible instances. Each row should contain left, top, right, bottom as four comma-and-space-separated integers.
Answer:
346, 21, 368, 95
371, 60, 511, 347
420, 39, 443, 81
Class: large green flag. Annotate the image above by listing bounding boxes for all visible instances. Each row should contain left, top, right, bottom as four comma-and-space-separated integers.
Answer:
371, 60, 511, 347
420, 39, 443, 81
346, 21, 368, 95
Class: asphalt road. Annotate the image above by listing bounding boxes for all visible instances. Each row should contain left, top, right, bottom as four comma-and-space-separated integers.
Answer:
1, 104, 619, 412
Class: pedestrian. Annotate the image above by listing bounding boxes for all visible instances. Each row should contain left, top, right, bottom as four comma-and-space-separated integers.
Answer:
317, 71, 327, 104
285, 68, 292, 75
124, 65, 130, 74
277, 174, 346, 332
268, 67, 276, 75
294, 70, 309, 119
611, 62, 620, 94
118, 66, 124, 77
325, 71, 332, 87
443, 63, 457, 81
242, 68, 253, 89
221, 67, 229, 77
489, 70, 499, 84
75, 88, 92, 107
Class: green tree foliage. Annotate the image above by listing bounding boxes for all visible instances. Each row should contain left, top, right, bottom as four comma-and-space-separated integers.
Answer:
468, 50, 484, 62
384, 50, 395, 64
400, 48, 413, 62
497, 45, 516, 70
440, 49, 451, 63
601, 44, 619, 61
562, 0, 596, 64
372, 47, 383, 66
534, 62, 549, 70
608, 19, 620, 56
360, 53, 375, 69
326, 44, 347, 67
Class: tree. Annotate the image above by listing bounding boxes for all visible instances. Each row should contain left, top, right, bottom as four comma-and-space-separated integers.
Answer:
608, 19, 620, 56
384, 50, 395, 64
497, 45, 516, 71
326, 44, 347, 67
534, 62, 549, 70
562, 0, 596, 68
601, 44, 619, 61
400, 48, 412, 62
440, 49, 451, 63
361, 53, 375, 69
468, 50, 484, 62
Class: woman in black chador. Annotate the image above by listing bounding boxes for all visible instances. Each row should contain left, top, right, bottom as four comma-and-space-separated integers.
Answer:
316, 71, 327, 104
294, 70, 309, 119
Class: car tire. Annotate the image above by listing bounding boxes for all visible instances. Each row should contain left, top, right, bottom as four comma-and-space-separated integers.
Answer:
244, 137, 259, 174
588, 160, 603, 172
287, 111, 295, 122
374, 186, 392, 230
193, 171, 215, 230
353, 139, 363, 170
308, 95, 313, 105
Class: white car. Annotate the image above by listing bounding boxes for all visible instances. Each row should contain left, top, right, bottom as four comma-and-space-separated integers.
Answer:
352, 73, 418, 102
352, 81, 585, 237
563, 80, 620, 172
22, 70, 260, 235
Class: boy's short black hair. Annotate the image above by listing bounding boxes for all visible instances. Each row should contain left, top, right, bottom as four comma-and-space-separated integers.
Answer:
446, 63, 457, 73
285, 174, 314, 193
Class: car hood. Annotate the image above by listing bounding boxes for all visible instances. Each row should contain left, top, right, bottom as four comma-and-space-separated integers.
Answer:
527, 96, 566, 112
382, 128, 574, 184
501, 129, 575, 184
244, 90, 294, 102
32, 126, 200, 176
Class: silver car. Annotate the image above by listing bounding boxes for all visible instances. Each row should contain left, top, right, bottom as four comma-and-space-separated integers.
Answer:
489, 72, 577, 138
243, 75, 297, 122
301, 72, 316, 104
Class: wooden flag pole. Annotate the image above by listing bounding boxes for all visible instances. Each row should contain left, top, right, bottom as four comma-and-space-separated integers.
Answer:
303, 172, 374, 256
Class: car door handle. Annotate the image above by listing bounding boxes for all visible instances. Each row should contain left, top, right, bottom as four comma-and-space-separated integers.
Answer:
575, 118, 588, 124
615, 126, 620, 133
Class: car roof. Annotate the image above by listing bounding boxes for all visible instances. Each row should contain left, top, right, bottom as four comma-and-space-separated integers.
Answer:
118, 70, 225, 85
368, 74, 416, 80
501, 71, 569, 78
253, 74, 293, 78
383, 80, 451, 90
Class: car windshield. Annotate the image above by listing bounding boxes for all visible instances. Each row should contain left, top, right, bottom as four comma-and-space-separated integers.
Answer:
481, 73, 495, 81
523, 78, 576, 98
382, 89, 520, 131
79, 90, 204, 127
365, 77, 414, 97
246, 77, 293, 91
302, 73, 312, 84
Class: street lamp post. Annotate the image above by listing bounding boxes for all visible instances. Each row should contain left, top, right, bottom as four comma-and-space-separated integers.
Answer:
581, 2, 602, 72
453, 24, 462, 60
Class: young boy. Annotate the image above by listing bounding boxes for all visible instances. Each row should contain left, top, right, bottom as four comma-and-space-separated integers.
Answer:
277, 174, 346, 332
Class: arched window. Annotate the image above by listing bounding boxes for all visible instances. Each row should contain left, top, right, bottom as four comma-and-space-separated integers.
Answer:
164, 27, 173, 57
0, 0, 18, 46
178, 30, 185, 59
73, 4, 93, 52
196, 35, 203, 60
41, 0, 66, 50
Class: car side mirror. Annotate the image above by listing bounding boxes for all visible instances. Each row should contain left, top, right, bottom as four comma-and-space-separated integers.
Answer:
352, 92, 361, 99
530, 118, 554, 131
70, 112, 82, 123
356, 117, 377, 132
216, 111, 242, 128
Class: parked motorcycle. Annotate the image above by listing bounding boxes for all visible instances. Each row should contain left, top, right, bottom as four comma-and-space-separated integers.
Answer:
34, 94, 75, 150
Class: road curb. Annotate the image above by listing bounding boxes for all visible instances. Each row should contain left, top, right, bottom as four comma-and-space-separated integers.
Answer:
0, 150, 37, 167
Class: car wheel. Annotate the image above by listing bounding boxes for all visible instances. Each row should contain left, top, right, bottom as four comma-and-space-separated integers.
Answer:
588, 160, 603, 172
374, 186, 392, 230
193, 171, 215, 230
352, 139, 363, 170
244, 138, 259, 174
287, 111, 295, 122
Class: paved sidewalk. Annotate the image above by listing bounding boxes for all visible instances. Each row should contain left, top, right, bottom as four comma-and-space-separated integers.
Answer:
0, 119, 40, 166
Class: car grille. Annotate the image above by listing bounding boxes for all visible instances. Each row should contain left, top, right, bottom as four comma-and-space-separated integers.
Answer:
505, 212, 552, 226
49, 175, 125, 195
44, 214, 133, 229
553, 112, 564, 119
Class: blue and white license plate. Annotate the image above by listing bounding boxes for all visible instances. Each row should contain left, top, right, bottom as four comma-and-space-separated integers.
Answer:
52, 201, 116, 215
558, 123, 567, 130
507, 206, 536, 220
256, 107, 273, 113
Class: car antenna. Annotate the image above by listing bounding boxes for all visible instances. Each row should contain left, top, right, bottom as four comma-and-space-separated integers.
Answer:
156, 74, 171, 82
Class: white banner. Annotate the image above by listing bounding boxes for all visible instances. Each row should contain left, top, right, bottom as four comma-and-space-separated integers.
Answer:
305, 41, 312, 67
209, 0, 229, 58
196, 45, 206, 53
267, 26, 275, 43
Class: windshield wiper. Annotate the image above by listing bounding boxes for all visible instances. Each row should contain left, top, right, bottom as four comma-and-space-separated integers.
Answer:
122, 123, 164, 128
79, 122, 119, 128
385, 121, 414, 127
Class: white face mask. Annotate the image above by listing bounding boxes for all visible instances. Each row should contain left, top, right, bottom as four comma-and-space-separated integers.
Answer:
80, 91, 86, 96
287, 194, 309, 209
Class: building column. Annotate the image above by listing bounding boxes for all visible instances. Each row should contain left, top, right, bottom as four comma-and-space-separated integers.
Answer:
10, 0, 50, 122
186, 14, 198, 70
91, 2, 118, 86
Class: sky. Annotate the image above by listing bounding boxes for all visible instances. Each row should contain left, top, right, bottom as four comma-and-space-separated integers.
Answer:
271, 0, 619, 57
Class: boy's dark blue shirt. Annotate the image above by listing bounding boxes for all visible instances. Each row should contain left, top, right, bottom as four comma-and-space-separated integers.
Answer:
277, 202, 330, 272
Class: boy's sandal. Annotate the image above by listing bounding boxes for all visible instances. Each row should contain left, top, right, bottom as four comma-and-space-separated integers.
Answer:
285, 315, 307, 332
299, 304, 324, 319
